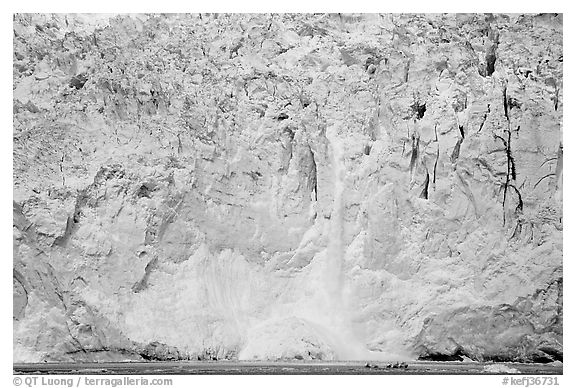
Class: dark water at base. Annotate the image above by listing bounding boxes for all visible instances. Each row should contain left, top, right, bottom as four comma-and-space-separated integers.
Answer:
13, 361, 562, 375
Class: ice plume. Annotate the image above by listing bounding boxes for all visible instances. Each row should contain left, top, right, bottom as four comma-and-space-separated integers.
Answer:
298, 126, 413, 362
237, 127, 414, 361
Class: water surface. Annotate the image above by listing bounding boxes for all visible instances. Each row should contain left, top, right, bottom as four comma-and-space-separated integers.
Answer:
13, 361, 562, 375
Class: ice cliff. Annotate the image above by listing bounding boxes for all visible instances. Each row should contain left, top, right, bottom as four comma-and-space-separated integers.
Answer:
13, 13, 563, 363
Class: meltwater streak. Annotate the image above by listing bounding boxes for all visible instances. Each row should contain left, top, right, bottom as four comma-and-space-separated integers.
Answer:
325, 128, 346, 314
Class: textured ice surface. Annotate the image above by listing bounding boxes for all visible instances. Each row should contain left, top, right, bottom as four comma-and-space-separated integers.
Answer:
13, 13, 562, 362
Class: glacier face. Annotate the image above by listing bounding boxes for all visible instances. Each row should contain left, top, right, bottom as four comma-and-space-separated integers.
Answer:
13, 13, 562, 363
